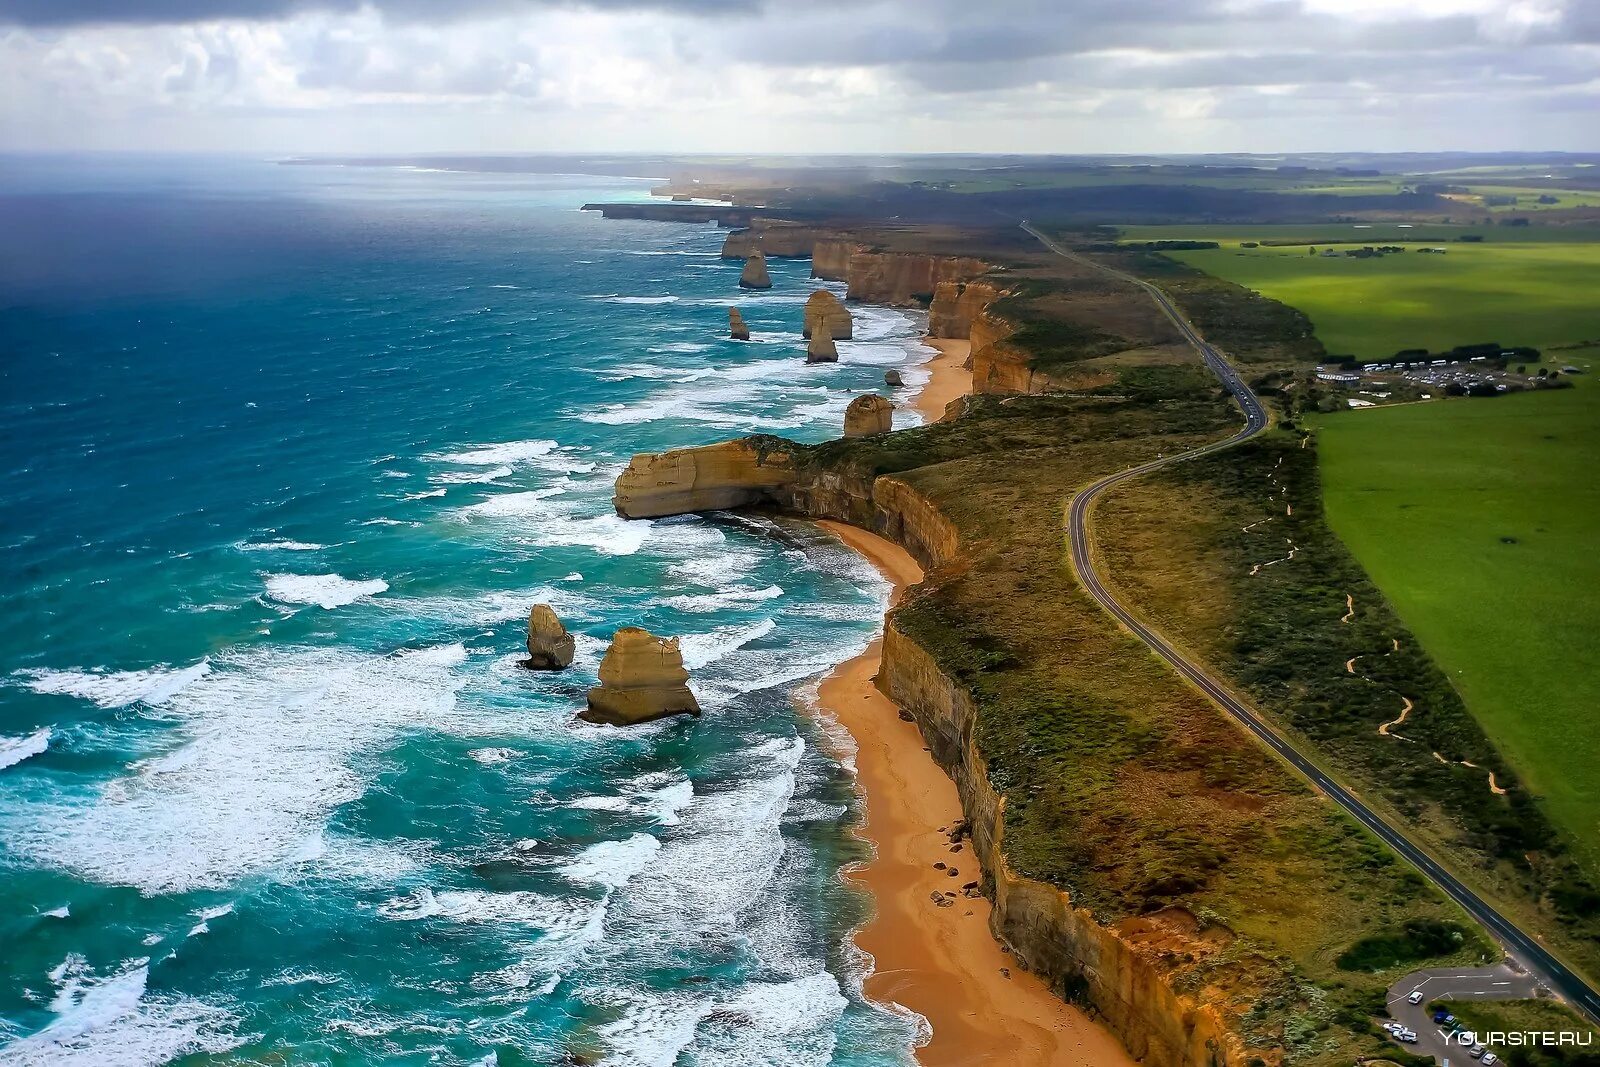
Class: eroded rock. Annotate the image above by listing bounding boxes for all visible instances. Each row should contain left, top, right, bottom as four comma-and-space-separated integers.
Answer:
885, 369, 904, 387
738, 252, 772, 290
802, 290, 853, 341
525, 604, 575, 671
844, 394, 893, 437
581, 627, 700, 726
806, 324, 838, 364
728, 307, 750, 341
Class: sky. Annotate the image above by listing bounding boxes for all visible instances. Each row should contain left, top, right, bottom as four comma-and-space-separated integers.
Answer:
0, 0, 1595, 154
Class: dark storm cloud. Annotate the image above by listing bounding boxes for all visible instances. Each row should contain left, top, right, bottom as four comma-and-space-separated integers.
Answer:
0, 0, 757, 27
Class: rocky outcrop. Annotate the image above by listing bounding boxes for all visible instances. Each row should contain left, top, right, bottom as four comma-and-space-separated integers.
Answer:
728, 307, 750, 341
580, 203, 754, 225
582, 628, 700, 725
722, 222, 844, 261
739, 252, 772, 290
525, 604, 575, 670
613, 439, 798, 519
845, 253, 989, 305
802, 290, 853, 341
843, 394, 893, 437
928, 280, 1007, 339
807, 325, 838, 364
968, 308, 1062, 395
885, 369, 904, 387
811, 239, 860, 282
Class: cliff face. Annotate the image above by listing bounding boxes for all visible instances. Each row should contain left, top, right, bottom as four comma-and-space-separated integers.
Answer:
879, 619, 1245, 1067
968, 308, 1062, 395
928, 280, 1007, 339
613, 440, 797, 519
845, 253, 989, 305
721, 223, 844, 260
810, 239, 860, 282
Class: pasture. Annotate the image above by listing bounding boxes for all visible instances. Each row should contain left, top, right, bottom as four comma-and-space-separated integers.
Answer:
1120, 224, 1600, 360
1310, 383, 1600, 868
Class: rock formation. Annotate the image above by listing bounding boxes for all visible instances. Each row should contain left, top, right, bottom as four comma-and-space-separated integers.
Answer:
844, 394, 894, 437
613, 439, 798, 519
721, 222, 844, 261
928, 280, 1006, 339
525, 604, 575, 670
802, 289, 854, 341
738, 251, 772, 290
810, 239, 860, 282
582, 627, 700, 725
845, 252, 989, 305
728, 307, 750, 341
884, 369, 904, 387
806, 324, 838, 364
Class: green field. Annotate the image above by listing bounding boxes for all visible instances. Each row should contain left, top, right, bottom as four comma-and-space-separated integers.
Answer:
1310, 384, 1600, 868
1120, 225, 1600, 360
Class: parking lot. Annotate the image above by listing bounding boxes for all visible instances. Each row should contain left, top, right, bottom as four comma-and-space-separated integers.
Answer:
1386, 963, 1546, 1064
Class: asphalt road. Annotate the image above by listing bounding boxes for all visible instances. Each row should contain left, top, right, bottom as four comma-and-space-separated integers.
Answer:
1021, 222, 1600, 1027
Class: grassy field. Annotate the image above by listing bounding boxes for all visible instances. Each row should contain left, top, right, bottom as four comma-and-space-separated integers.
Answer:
1310, 383, 1600, 870
1118, 225, 1600, 360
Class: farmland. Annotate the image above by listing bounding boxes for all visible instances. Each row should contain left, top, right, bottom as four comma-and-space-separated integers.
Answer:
1310, 383, 1600, 870
1119, 224, 1600, 361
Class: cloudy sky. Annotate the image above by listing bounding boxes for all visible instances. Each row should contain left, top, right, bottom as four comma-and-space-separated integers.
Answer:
0, 0, 1594, 154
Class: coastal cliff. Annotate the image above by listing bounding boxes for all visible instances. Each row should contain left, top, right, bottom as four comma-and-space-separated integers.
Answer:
928, 280, 1006, 339
811, 239, 860, 282
609, 440, 1253, 1065
844, 252, 989, 305
721, 222, 848, 260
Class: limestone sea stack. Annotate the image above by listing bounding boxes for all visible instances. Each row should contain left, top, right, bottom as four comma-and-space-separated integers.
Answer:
525, 604, 576, 670
802, 290, 853, 341
738, 252, 772, 290
582, 627, 701, 725
807, 324, 838, 364
728, 307, 750, 341
844, 394, 894, 437
884, 369, 904, 387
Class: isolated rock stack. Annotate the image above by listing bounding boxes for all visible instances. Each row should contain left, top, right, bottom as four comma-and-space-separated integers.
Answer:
738, 251, 772, 290
807, 325, 838, 364
728, 307, 750, 341
844, 394, 894, 437
802, 290, 853, 341
884, 369, 904, 387
582, 627, 701, 725
525, 604, 575, 670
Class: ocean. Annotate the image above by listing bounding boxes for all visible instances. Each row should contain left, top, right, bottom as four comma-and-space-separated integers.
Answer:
0, 155, 931, 1065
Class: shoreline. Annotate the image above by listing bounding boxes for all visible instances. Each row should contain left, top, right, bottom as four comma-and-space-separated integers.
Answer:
812, 521, 1134, 1067
910, 337, 972, 425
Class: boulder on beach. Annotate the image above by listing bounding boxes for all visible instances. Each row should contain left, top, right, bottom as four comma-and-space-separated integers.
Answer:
525, 604, 575, 671
738, 252, 772, 290
884, 369, 904, 387
844, 394, 894, 437
807, 324, 838, 364
802, 290, 853, 341
728, 307, 750, 341
581, 627, 701, 726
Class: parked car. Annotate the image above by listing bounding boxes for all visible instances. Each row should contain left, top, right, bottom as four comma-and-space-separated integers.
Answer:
1409, 990, 1425, 1004
1483, 1054, 1498, 1066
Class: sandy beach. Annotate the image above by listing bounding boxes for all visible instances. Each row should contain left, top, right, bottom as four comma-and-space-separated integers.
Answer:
911, 338, 972, 424
814, 521, 1133, 1067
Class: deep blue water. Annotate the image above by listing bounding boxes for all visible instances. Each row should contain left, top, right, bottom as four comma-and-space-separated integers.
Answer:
0, 155, 932, 1065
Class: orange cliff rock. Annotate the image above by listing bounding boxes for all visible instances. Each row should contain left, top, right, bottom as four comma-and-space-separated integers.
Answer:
738, 251, 772, 290
612, 439, 798, 520
582, 627, 700, 726
844, 394, 893, 437
845, 252, 989, 305
728, 307, 750, 341
807, 324, 839, 364
810, 238, 860, 281
928, 279, 1007, 339
721, 221, 843, 260
525, 604, 575, 671
802, 290, 853, 340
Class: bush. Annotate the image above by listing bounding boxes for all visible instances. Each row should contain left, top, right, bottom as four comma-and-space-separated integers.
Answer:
1335, 919, 1470, 972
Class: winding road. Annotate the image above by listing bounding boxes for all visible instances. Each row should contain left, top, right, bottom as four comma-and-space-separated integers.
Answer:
1022, 222, 1600, 1027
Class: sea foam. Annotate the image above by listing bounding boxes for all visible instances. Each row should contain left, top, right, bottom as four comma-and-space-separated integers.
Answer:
0, 728, 52, 771
263, 574, 388, 609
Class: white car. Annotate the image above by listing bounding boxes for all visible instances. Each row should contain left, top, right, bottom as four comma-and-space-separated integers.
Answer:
1482, 1055, 1498, 1066
1397, 1030, 1419, 1044
1469, 1045, 1486, 1059
1408, 990, 1425, 1004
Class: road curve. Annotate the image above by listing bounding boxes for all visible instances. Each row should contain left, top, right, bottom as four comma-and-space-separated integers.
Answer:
1021, 222, 1600, 1026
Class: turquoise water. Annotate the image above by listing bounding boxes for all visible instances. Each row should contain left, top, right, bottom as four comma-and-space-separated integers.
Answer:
0, 156, 931, 1065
